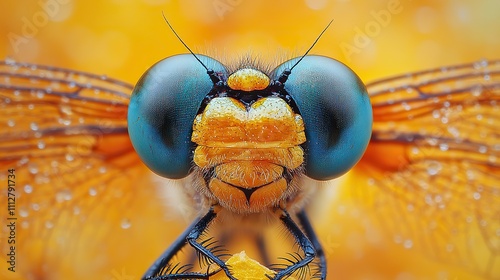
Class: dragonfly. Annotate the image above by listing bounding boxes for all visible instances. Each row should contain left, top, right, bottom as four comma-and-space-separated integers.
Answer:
1, 33, 499, 280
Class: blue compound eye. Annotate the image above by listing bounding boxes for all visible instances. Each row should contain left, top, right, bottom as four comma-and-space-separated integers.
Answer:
272, 55, 373, 180
127, 54, 227, 179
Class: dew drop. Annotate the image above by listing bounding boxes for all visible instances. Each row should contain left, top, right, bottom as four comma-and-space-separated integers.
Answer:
402, 102, 411, 111
19, 207, 29, 217
30, 122, 39, 131
439, 143, 449, 151
19, 221, 31, 230
473, 192, 481, 200
489, 155, 497, 163
65, 154, 74, 162
406, 204, 414, 212
5, 57, 15, 65
426, 161, 442, 176
24, 184, 33, 193
478, 146, 487, 154
56, 189, 73, 202
121, 218, 132, 229
18, 157, 29, 165
31, 203, 40, 211
28, 164, 39, 175
466, 170, 476, 180
471, 85, 483, 96
473, 59, 488, 69
403, 239, 413, 249
447, 126, 460, 137
60, 105, 72, 115
427, 138, 438, 146
59, 118, 71, 126
45, 220, 54, 229
425, 194, 434, 205
37, 140, 46, 149
89, 187, 97, 196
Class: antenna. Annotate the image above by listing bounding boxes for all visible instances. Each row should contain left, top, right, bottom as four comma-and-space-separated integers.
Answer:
162, 12, 208, 70
162, 12, 221, 85
290, 20, 333, 71
276, 20, 333, 86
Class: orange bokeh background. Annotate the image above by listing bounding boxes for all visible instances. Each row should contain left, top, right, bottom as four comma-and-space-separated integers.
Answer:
1, 0, 499, 280
2, 0, 499, 83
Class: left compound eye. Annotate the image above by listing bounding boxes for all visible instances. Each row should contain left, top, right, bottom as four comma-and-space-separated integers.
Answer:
127, 54, 227, 179
272, 55, 373, 180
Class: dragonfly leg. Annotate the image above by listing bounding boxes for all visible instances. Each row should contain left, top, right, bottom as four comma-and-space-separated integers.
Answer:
142, 207, 235, 280
271, 208, 317, 280
297, 209, 326, 280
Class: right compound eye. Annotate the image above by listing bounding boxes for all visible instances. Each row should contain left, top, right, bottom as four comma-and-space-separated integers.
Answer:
271, 55, 373, 180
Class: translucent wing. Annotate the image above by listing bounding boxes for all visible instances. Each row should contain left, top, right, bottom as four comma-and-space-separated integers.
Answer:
3, 58, 499, 280
0, 60, 181, 280
356, 59, 500, 278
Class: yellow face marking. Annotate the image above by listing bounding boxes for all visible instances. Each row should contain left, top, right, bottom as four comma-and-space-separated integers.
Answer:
192, 97, 305, 148
192, 96, 305, 213
226, 68, 270, 91
193, 146, 304, 170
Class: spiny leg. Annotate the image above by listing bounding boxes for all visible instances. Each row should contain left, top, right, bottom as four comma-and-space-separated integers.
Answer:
142, 218, 205, 279
143, 207, 235, 280
296, 209, 326, 280
271, 209, 316, 280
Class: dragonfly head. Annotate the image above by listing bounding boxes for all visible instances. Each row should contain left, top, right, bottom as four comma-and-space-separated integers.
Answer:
128, 54, 372, 213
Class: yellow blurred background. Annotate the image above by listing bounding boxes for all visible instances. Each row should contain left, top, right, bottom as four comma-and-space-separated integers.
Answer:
2, 0, 499, 83
1, 0, 499, 280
